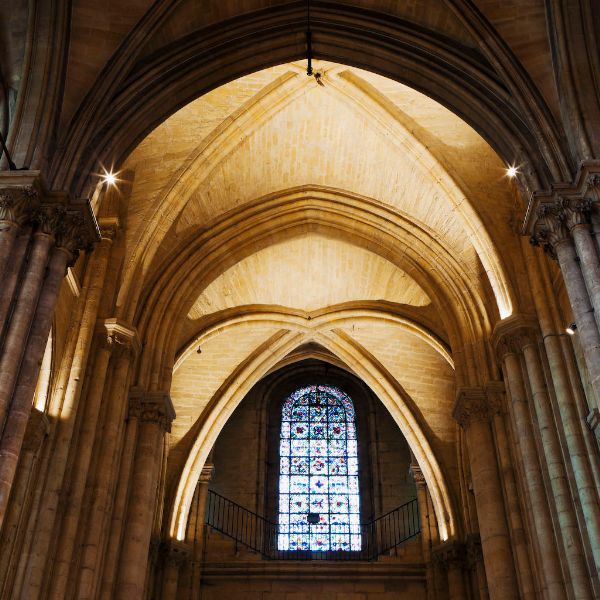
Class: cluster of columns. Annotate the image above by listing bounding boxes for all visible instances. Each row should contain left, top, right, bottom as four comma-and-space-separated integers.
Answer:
0, 174, 178, 600
531, 171, 600, 435
151, 463, 214, 600
0, 173, 95, 529
452, 388, 521, 600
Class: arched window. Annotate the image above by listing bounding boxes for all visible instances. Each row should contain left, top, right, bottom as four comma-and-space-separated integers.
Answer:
278, 384, 361, 552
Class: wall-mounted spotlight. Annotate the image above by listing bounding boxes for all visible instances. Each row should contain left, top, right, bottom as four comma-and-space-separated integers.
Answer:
506, 165, 518, 178
566, 322, 577, 335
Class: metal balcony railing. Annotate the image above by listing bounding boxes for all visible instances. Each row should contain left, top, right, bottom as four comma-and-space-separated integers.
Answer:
205, 490, 420, 560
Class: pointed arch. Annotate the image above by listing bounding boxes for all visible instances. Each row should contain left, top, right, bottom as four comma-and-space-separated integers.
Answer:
169, 327, 457, 543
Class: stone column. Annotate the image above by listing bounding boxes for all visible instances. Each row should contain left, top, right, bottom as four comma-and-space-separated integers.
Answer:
115, 392, 175, 600
49, 322, 138, 600
563, 199, 600, 328
97, 404, 140, 600
524, 242, 600, 576
76, 345, 139, 600
0, 230, 54, 432
0, 227, 31, 337
160, 541, 191, 599
0, 409, 47, 593
533, 202, 600, 411
411, 464, 434, 600
0, 184, 38, 279
0, 206, 91, 528
452, 389, 519, 600
493, 324, 567, 600
432, 540, 467, 600
485, 382, 535, 600
466, 533, 488, 600
191, 463, 215, 600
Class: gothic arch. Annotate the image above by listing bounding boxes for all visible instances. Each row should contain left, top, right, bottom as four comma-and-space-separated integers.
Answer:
131, 189, 502, 391
169, 327, 457, 545
45, 1, 570, 199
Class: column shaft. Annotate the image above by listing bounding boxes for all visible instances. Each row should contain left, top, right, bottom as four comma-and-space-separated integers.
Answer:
412, 467, 434, 600
0, 223, 18, 278
555, 239, 600, 410
191, 466, 214, 600
76, 354, 133, 599
0, 233, 52, 433
97, 411, 139, 600
48, 342, 112, 598
447, 564, 466, 600
571, 224, 600, 330
161, 561, 179, 599
527, 242, 600, 572
454, 390, 519, 600
503, 352, 566, 599
490, 407, 535, 599
115, 417, 166, 599
0, 246, 69, 526
522, 342, 593, 597
0, 229, 29, 341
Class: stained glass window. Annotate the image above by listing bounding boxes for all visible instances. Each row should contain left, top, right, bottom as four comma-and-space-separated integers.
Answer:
278, 384, 361, 552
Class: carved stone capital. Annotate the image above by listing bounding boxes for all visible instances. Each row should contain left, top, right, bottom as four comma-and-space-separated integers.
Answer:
410, 463, 426, 486
0, 185, 39, 226
161, 540, 191, 567
432, 540, 466, 569
485, 381, 506, 416
585, 173, 600, 202
99, 318, 140, 359
453, 388, 490, 428
199, 463, 215, 484
523, 160, 600, 235
531, 202, 569, 258
128, 388, 175, 432
491, 314, 539, 360
98, 216, 120, 241
558, 196, 592, 230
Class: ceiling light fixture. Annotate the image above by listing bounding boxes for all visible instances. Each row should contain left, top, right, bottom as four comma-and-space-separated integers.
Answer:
566, 322, 577, 335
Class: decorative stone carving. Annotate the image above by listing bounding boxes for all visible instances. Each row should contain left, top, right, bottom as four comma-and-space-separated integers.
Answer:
161, 540, 191, 567
0, 186, 38, 226
128, 388, 175, 432
585, 173, 600, 202
491, 314, 539, 360
410, 463, 426, 486
34, 204, 67, 238
98, 216, 120, 241
531, 202, 569, 259
199, 463, 215, 484
432, 540, 466, 569
100, 318, 140, 359
558, 197, 592, 230
453, 389, 490, 428
485, 381, 507, 416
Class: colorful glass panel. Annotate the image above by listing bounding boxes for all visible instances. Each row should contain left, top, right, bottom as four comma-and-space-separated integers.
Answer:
278, 384, 361, 552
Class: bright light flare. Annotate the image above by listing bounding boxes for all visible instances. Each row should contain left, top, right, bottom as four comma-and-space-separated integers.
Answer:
101, 169, 118, 186
506, 165, 518, 178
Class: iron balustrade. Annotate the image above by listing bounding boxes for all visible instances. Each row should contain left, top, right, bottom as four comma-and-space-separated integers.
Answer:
205, 490, 420, 560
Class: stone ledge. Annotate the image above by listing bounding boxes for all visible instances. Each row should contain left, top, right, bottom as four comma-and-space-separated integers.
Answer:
200, 561, 426, 580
